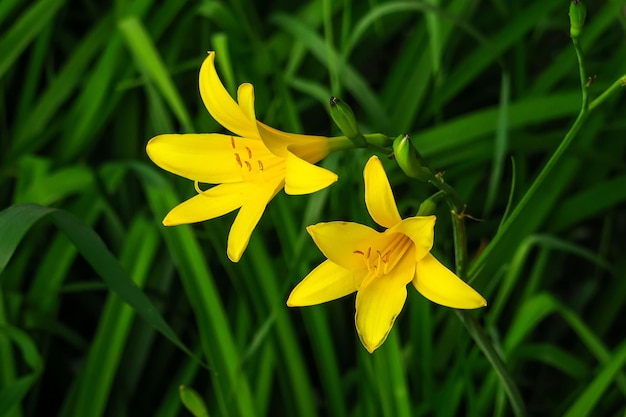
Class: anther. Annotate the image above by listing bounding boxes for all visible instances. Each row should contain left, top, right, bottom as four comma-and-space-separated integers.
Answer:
234, 153, 242, 167
244, 161, 252, 171
258, 160, 264, 171
246, 146, 252, 159
230, 136, 236, 149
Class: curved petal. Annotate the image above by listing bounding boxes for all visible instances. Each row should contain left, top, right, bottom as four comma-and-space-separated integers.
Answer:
413, 253, 487, 309
199, 52, 258, 138
147, 133, 274, 183
237, 83, 257, 123
284, 152, 337, 195
364, 156, 402, 229
257, 121, 329, 158
162, 183, 248, 226
307, 222, 394, 270
287, 260, 365, 306
227, 177, 284, 262
388, 216, 436, 262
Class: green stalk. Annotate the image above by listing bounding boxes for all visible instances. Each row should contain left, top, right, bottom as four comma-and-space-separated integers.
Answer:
455, 311, 527, 417
429, 173, 527, 417
588, 72, 626, 111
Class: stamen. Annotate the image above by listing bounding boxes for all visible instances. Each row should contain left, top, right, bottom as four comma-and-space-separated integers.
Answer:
245, 146, 252, 159
258, 160, 264, 171
194, 181, 207, 194
384, 236, 413, 274
244, 161, 252, 171
234, 153, 242, 167
230, 136, 236, 149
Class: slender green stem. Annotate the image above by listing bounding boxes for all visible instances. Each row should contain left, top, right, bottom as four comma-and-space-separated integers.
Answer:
429, 172, 527, 416
572, 37, 588, 112
455, 311, 527, 417
589, 73, 626, 111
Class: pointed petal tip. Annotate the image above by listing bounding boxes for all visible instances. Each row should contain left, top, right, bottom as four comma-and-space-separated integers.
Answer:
356, 321, 385, 354
227, 248, 242, 263
414, 253, 488, 309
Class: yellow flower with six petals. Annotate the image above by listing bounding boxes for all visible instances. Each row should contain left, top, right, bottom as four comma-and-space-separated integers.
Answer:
147, 52, 352, 262
287, 155, 486, 353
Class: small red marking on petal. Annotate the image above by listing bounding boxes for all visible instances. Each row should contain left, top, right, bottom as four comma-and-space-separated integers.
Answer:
245, 146, 252, 159
230, 136, 236, 149
244, 161, 252, 171
353, 250, 364, 255
258, 160, 264, 171
234, 153, 242, 167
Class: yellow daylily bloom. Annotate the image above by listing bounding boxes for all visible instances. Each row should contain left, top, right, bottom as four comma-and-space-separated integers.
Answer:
147, 51, 352, 262
287, 155, 486, 353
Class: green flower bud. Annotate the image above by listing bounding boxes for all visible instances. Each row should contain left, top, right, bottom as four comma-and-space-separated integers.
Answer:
569, 0, 586, 39
179, 385, 209, 417
416, 196, 438, 216
392, 134, 433, 182
329, 97, 366, 146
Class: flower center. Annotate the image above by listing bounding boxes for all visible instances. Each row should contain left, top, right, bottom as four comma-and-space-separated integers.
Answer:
354, 233, 413, 284
230, 136, 265, 180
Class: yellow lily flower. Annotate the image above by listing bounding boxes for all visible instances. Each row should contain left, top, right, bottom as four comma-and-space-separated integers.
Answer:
147, 52, 352, 262
287, 155, 486, 353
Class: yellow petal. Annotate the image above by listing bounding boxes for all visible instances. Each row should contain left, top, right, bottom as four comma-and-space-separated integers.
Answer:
287, 260, 364, 306
284, 152, 337, 195
237, 83, 256, 122
257, 121, 329, 158
307, 222, 389, 270
162, 183, 248, 226
388, 216, 436, 262
147, 134, 273, 183
413, 253, 487, 309
227, 177, 284, 262
364, 156, 402, 229
355, 249, 415, 353
199, 52, 259, 138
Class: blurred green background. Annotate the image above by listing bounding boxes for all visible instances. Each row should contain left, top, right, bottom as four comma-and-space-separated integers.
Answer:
1, 0, 625, 416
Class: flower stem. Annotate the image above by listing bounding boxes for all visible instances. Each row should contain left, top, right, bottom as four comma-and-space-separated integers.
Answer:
455, 311, 528, 417
430, 173, 527, 416
589, 72, 626, 111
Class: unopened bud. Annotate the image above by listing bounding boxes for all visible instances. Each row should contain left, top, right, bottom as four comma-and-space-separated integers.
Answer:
329, 97, 365, 146
392, 134, 433, 181
416, 192, 444, 216
179, 385, 209, 417
569, 0, 586, 39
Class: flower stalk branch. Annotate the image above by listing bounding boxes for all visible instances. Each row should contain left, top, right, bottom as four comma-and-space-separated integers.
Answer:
427, 169, 528, 417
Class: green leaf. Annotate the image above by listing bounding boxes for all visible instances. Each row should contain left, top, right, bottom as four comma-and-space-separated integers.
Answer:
118, 15, 194, 133
0, 204, 204, 368
0, 0, 65, 79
